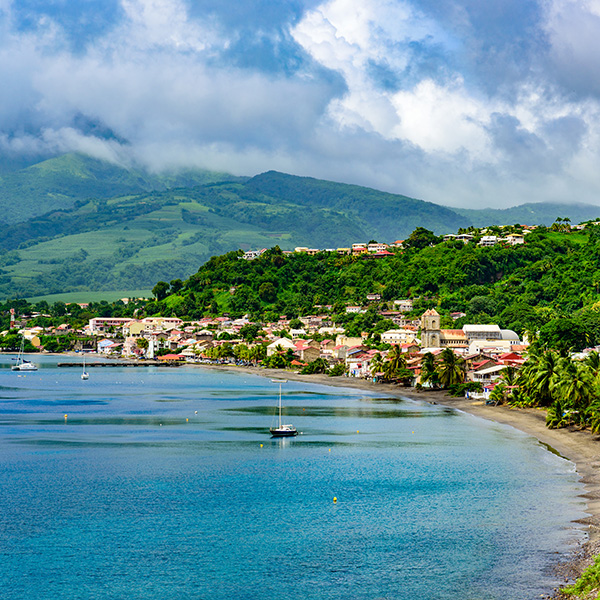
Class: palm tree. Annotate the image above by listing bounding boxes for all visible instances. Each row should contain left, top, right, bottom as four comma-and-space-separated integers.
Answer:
420, 352, 439, 388
370, 353, 384, 378
531, 350, 560, 406
551, 359, 595, 422
387, 344, 407, 372
436, 348, 465, 388
500, 365, 518, 387
585, 351, 600, 378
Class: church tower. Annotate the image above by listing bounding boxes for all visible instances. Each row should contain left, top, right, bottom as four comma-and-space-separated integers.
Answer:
421, 309, 441, 348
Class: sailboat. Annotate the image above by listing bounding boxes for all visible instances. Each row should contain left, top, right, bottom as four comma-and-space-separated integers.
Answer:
11, 337, 38, 371
81, 355, 89, 380
269, 380, 297, 437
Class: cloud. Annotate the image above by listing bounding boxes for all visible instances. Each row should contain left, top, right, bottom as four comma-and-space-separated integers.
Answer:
0, 0, 599, 209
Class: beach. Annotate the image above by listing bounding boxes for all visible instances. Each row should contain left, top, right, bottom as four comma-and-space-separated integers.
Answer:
202, 364, 600, 595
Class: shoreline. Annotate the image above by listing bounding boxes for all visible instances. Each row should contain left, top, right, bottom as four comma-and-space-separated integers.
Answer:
199, 363, 600, 594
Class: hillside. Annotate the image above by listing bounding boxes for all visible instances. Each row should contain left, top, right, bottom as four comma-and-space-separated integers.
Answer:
155, 226, 600, 351
455, 202, 600, 227
1, 152, 600, 300
0, 153, 244, 224
245, 171, 468, 241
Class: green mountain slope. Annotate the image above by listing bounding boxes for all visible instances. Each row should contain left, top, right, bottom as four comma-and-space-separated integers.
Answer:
0, 153, 244, 223
2, 152, 600, 300
246, 171, 469, 241
455, 202, 600, 227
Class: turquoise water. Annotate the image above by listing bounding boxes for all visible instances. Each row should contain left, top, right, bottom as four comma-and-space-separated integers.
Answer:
0, 355, 587, 600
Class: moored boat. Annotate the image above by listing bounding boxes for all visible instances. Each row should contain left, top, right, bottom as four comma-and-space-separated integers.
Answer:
270, 380, 298, 438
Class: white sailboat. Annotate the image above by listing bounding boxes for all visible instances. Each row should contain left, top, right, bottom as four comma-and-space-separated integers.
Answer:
11, 337, 38, 371
269, 380, 297, 437
81, 355, 89, 380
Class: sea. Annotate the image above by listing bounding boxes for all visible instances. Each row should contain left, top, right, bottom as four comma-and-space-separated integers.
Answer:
0, 355, 588, 600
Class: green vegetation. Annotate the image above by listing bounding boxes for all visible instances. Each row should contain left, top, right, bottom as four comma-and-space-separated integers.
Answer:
562, 554, 600, 598
2, 152, 599, 300
147, 226, 600, 345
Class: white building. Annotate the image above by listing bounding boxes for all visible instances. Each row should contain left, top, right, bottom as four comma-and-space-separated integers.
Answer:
381, 329, 419, 344
479, 236, 498, 246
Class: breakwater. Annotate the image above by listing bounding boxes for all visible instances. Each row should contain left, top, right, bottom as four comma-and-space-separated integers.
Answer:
57, 361, 181, 367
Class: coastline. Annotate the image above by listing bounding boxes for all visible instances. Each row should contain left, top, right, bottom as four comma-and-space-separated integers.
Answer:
199, 363, 600, 594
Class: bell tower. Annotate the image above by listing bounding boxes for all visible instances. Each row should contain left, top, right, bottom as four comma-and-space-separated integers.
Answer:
421, 309, 441, 348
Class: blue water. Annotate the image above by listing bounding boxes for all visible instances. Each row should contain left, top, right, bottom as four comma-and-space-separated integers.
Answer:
0, 355, 587, 600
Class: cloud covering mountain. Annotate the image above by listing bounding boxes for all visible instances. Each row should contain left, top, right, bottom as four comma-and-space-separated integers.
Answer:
1, 0, 599, 208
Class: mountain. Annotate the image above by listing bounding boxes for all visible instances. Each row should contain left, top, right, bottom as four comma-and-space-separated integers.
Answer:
1, 152, 600, 300
455, 203, 600, 227
0, 153, 244, 224
245, 171, 469, 241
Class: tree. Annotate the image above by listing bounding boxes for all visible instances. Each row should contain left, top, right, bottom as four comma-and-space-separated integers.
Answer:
420, 352, 439, 388
170, 279, 184, 294
259, 282, 277, 303
436, 348, 465, 388
404, 227, 440, 250
152, 281, 170, 302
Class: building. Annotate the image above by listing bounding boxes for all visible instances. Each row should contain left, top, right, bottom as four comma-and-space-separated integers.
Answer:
463, 324, 502, 341
394, 299, 413, 313
479, 236, 498, 246
381, 329, 419, 344
504, 234, 524, 245
88, 317, 134, 333
420, 309, 441, 348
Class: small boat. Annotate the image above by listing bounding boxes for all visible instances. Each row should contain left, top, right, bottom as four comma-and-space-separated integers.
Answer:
81, 355, 89, 380
270, 380, 297, 438
11, 337, 38, 372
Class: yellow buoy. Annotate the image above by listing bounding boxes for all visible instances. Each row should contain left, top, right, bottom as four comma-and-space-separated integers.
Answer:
356, 430, 359, 434
333, 496, 337, 503
186, 418, 189, 422
328, 448, 331, 452
64, 414, 68, 419
260, 444, 263, 448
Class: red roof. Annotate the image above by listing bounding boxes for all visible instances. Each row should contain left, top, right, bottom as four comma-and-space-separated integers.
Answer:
158, 354, 183, 361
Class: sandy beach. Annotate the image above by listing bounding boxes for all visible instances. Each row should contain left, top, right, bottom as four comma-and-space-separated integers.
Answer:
200, 363, 600, 594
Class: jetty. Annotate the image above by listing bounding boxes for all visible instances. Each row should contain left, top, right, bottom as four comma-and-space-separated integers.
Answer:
57, 361, 181, 368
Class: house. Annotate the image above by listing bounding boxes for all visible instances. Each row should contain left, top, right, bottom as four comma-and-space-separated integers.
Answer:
366, 293, 381, 302
345, 306, 365, 314
456, 234, 474, 243
266, 337, 296, 356
394, 299, 413, 313
367, 242, 389, 253
381, 329, 418, 344
470, 364, 506, 383
294, 340, 321, 363
88, 317, 134, 333
504, 234, 524, 245
335, 335, 364, 347
479, 236, 498, 246
241, 248, 267, 260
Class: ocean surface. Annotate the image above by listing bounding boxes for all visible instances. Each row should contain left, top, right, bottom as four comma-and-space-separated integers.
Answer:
0, 355, 587, 600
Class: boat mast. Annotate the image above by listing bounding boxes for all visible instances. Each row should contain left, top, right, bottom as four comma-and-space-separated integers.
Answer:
278, 381, 282, 429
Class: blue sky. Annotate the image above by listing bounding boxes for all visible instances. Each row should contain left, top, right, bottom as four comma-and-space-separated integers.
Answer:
1, 0, 599, 208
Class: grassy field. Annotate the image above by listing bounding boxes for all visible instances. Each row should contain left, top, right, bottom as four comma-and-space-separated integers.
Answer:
26, 290, 153, 304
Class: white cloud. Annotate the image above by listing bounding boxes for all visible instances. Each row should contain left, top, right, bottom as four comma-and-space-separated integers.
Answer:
1, 0, 600, 210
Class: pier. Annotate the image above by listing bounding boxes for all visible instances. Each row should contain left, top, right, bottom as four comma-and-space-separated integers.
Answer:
57, 361, 181, 368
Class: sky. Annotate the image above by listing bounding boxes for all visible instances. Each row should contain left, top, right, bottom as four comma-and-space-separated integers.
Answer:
1, 0, 600, 208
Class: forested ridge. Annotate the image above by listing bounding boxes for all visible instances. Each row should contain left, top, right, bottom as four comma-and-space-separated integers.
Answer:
150, 225, 600, 350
